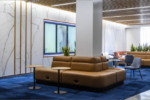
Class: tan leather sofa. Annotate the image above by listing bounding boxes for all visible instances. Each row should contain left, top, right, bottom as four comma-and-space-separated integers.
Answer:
35, 56, 126, 88
127, 52, 150, 66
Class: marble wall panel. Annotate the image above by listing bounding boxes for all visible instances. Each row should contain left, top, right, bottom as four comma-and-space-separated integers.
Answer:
26, 2, 31, 73
32, 4, 43, 65
0, 1, 14, 76
0, 1, 76, 77
32, 4, 76, 67
21, 1, 25, 74
15, 0, 20, 75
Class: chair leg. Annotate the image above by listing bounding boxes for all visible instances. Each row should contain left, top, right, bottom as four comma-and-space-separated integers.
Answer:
138, 69, 143, 79
130, 70, 132, 80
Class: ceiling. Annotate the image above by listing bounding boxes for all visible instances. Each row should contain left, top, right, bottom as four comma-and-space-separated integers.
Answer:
26, 0, 150, 25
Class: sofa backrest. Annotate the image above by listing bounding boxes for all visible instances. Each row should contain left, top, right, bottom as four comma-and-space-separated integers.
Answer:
127, 52, 147, 59
52, 56, 72, 67
51, 56, 109, 72
127, 52, 147, 55
100, 56, 109, 70
71, 56, 102, 72
114, 51, 127, 58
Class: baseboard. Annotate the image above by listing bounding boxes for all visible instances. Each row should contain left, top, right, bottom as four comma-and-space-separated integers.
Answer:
36, 80, 124, 92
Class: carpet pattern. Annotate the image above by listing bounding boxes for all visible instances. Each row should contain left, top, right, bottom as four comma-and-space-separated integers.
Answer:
0, 66, 150, 100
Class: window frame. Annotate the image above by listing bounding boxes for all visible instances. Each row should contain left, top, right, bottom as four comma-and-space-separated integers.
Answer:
43, 19, 76, 56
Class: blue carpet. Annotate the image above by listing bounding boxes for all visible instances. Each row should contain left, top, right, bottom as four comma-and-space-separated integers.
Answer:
0, 66, 150, 100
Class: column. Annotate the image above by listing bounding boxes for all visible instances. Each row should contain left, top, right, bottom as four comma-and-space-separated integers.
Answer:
76, 0, 103, 57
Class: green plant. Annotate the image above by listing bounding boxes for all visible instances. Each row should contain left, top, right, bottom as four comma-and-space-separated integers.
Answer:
142, 44, 149, 52
130, 44, 136, 51
62, 45, 70, 56
148, 45, 150, 51
136, 44, 143, 51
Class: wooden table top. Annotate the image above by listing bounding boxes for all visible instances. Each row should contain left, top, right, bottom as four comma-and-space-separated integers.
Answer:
26, 65, 43, 68
51, 67, 71, 70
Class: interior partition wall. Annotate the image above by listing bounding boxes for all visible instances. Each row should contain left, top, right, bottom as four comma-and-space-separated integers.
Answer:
0, 0, 76, 77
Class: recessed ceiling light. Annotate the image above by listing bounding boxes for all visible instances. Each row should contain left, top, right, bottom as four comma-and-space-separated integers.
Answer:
51, 2, 76, 7
103, 6, 150, 12
103, 13, 150, 18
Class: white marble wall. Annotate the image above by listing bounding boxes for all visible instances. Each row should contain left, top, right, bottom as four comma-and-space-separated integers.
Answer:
0, 1, 76, 77
15, 0, 20, 75
27, 2, 31, 73
103, 20, 126, 55
0, 1, 15, 77
32, 4, 76, 67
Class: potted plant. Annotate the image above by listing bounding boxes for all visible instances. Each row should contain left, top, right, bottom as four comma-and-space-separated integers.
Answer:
142, 43, 148, 52
62, 45, 70, 56
130, 44, 136, 51
136, 44, 143, 52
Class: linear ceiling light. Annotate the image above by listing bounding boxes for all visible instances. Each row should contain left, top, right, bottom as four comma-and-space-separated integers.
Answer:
103, 13, 150, 18
26, 0, 39, 2
51, 2, 76, 7
103, 6, 150, 12
116, 19, 150, 22
127, 22, 150, 25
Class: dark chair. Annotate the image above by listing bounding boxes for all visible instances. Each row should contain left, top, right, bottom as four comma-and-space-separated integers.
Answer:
125, 58, 143, 80
124, 55, 134, 66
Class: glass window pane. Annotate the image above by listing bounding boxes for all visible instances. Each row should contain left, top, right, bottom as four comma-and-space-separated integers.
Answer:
44, 23, 56, 53
57, 25, 67, 53
68, 26, 76, 52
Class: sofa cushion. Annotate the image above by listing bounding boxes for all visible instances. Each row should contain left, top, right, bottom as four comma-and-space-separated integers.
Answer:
118, 58, 125, 64
105, 67, 126, 82
143, 59, 150, 66
102, 62, 109, 70
72, 56, 101, 63
101, 56, 107, 62
71, 62, 103, 72
146, 55, 150, 59
134, 55, 146, 59
35, 67, 67, 82
147, 52, 150, 55
52, 61, 71, 67
53, 56, 72, 62
62, 70, 117, 88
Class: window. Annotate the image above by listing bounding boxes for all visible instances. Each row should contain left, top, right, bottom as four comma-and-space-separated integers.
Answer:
44, 20, 76, 55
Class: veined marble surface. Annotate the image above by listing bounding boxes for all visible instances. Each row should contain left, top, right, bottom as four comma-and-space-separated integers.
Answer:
32, 4, 76, 67
0, 1, 14, 77
15, 0, 20, 75
126, 90, 150, 100
0, 1, 76, 77
21, 1, 26, 74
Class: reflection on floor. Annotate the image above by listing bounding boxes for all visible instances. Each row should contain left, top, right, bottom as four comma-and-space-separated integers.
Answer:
0, 66, 150, 99
126, 90, 150, 100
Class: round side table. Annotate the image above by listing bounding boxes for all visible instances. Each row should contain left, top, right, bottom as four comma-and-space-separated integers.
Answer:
109, 59, 122, 67
51, 67, 71, 94
26, 65, 43, 90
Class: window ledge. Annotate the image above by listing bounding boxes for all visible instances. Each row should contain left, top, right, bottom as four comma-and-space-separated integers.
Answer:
44, 53, 74, 57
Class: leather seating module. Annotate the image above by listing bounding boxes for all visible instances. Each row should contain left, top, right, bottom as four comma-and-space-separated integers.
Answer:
35, 56, 126, 88
118, 51, 150, 66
